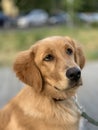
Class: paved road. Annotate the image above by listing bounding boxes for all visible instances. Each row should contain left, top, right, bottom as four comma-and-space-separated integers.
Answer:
78, 62, 98, 130
0, 62, 98, 130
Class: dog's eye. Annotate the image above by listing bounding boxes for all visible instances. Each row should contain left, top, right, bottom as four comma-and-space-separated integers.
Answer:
43, 54, 54, 61
66, 48, 73, 55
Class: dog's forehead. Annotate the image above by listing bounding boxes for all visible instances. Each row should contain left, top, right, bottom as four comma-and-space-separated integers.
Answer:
35, 36, 70, 51
40, 36, 66, 45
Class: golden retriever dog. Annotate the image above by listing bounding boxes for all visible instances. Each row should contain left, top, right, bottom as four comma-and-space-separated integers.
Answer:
0, 36, 85, 130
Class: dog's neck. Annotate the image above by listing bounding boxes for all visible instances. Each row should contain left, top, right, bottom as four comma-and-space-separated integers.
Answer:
16, 85, 76, 107
9, 85, 80, 127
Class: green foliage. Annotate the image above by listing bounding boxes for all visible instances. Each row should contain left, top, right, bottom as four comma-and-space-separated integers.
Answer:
0, 26, 98, 66
79, 0, 98, 12
15, 0, 34, 13
15, 0, 53, 13
73, 0, 84, 11
14, 0, 98, 13
90, 22, 98, 27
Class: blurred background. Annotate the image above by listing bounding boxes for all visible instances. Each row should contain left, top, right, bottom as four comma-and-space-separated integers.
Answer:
0, 0, 98, 129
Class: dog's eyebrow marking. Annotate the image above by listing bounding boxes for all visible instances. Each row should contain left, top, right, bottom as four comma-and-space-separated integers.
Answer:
42, 48, 55, 57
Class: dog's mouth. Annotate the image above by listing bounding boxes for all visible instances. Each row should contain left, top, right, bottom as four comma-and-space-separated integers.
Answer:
45, 80, 82, 101
53, 97, 65, 102
66, 80, 82, 91
54, 80, 82, 92
54, 86, 62, 91
53, 81, 82, 102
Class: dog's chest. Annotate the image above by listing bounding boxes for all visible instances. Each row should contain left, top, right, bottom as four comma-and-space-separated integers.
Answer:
19, 97, 80, 130
28, 100, 80, 130
32, 121, 79, 130
47, 102, 80, 130
30, 110, 80, 130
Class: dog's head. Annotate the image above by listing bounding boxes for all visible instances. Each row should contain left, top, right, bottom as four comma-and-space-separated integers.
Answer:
14, 36, 85, 100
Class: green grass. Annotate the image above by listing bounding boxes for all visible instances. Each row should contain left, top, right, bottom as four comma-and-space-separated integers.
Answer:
0, 26, 98, 66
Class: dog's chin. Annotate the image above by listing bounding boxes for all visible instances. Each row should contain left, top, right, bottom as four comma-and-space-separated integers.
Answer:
54, 80, 82, 92
44, 80, 82, 101
66, 80, 82, 91
53, 81, 82, 101
52, 86, 75, 101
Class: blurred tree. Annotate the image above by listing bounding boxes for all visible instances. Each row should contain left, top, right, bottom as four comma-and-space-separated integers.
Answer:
15, 0, 34, 14
62, 0, 83, 11
79, 0, 98, 12
62, 0, 83, 26
15, 0, 98, 14
15, 0, 53, 13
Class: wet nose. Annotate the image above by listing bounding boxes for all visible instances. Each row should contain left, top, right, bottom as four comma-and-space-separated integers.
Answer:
66, 67, 81, 81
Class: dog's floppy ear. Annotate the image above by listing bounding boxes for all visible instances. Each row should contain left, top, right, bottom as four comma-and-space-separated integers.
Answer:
65, 36, 85, 69
75, 44, 85, 69
13, 49, 42, 92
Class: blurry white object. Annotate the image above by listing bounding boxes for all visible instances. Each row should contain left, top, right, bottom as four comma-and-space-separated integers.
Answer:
17, 9, 48, 28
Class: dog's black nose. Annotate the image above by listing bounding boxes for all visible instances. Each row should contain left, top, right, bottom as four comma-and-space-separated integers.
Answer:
66, 67, 81, 81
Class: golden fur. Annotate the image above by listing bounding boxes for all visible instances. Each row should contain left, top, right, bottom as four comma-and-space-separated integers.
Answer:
0, 36, 85, 130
